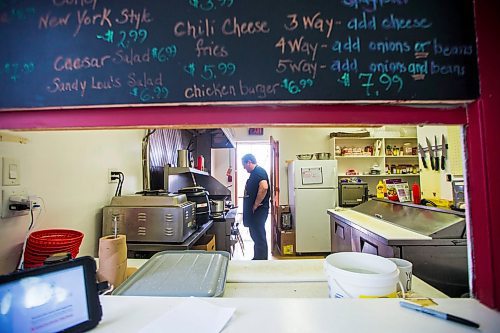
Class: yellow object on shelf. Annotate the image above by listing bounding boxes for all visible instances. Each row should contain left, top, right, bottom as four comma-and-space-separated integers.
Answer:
425, 198, 452, 208
376, 180, 385, 199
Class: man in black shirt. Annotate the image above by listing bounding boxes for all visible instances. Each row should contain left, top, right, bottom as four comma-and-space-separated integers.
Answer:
241, 153, 270, 260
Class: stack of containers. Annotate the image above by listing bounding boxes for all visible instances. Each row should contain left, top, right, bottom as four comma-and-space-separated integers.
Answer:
24, 229, 84, 269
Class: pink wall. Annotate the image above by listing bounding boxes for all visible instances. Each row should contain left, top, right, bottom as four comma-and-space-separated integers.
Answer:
0, 104, 466, 129
0, 0, 498, 310
464, 0, 500, 309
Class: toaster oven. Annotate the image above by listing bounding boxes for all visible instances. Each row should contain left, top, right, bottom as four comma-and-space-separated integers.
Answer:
102, 194, 196, 243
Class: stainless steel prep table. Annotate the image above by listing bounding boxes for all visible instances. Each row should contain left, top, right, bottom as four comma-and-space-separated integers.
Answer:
328, 200, 468, 297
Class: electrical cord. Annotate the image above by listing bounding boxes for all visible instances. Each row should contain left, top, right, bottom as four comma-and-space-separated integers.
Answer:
16, 197, 43, 271
113, 171, 125, 196
114, 176, 120, 196
142, 129, 156, 143
118, 172, 124, 196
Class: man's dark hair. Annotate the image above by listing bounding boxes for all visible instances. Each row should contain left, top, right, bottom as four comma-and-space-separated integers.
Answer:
241, 153, 257, 165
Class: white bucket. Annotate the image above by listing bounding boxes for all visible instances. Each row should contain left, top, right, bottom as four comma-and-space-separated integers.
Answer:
324, 252, 400, 298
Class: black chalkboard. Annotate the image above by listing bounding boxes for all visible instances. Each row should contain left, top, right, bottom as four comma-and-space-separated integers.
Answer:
0, 0, 478, 109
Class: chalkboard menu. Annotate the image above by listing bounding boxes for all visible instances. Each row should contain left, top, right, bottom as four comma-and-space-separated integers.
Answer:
0, 0, 478, 110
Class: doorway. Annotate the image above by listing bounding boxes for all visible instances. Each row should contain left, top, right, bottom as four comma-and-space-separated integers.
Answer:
233, 142, 271, 260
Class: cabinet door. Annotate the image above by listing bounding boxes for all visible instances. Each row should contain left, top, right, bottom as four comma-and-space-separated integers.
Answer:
330, 218, 353, 253
351, 228, 396, 258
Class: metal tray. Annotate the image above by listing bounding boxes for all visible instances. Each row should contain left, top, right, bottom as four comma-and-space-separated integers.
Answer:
112, 250, 230, 297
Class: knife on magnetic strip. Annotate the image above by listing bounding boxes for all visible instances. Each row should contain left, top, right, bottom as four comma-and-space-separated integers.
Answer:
434, 135, 440, 171
418, 143, 428, 169
426, 137, 435, 170
441, 134, 447, 170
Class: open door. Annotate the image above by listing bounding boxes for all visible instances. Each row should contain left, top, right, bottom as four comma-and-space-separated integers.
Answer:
270, 136, 280, 256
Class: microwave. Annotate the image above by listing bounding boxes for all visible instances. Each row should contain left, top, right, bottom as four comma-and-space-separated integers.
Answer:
339, 182, 368, 207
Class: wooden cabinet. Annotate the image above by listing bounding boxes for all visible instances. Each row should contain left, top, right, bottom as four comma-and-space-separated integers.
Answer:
330, 135, 421, 195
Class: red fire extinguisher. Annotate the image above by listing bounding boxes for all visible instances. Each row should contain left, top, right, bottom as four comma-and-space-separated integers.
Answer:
196, 155, 204, 171
226, 150, 233, 182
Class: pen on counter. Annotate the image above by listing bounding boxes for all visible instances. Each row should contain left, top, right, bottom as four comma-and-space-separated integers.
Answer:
399, 301, 480, 329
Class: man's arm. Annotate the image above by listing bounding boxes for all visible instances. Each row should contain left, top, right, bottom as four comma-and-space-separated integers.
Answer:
253, 179, 269, 212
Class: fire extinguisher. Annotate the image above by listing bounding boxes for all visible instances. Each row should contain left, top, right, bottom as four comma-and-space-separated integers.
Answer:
196, 155, 205, 171
226, 150, 233, 182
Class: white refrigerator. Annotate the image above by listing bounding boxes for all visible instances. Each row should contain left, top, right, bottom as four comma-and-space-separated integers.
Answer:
288, 160, 338, 253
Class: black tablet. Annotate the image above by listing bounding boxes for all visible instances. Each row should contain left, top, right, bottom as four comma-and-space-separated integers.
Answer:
0, 256, 102, 333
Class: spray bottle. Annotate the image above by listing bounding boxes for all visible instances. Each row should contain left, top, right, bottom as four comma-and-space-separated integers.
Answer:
412, 182, 421, 204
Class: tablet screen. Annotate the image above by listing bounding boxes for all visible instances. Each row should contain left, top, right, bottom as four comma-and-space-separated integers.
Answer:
0, 265, 90, 333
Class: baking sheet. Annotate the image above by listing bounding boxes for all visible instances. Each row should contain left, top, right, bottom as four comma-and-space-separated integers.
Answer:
113, 251, 230, 297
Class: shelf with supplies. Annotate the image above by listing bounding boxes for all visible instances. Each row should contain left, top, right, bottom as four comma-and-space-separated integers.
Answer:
385, 155, 419, 159
339, 174, 420, 177
335, 155, 384, 159
331, 134, 421, 195
335, 155, 419, 158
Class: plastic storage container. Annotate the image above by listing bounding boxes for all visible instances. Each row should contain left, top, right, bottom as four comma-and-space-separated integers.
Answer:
324, 252, 399, 298
113, 251, 229, 297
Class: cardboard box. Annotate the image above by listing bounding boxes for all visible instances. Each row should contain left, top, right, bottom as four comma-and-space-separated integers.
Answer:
384, 179, 411, 202
277, 205, 290, 216
277, 205, 292, 231
278, 230, 295, 255
192, 234, 216, 251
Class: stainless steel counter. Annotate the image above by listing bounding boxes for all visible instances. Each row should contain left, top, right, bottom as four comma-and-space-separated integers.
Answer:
328, 200, 469, 297
351, 199, 466, 239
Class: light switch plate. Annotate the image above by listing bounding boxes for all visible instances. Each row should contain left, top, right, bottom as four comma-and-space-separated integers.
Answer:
2, 157, 21, 186
1, 188, 29, 218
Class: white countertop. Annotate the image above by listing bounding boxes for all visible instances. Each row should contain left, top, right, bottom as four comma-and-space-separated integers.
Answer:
118, 258, 448, 298
226, 259, 325, 283
224, 281, 329, 298
93, 296, 500, 333
328, 208, 432, 241
225, 259, 448, 298
90, 258, 494, 332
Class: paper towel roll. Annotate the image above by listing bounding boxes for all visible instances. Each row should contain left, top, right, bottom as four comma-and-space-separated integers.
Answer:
97, 234, 127, 288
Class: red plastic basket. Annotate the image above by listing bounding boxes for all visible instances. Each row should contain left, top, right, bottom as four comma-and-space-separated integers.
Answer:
24, 229, 83, 267
28, 229, 84, 246
26, 241, 79, 251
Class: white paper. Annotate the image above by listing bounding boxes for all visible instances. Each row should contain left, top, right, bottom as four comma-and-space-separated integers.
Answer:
301, 167, 323, 185
139, 297, 235, 333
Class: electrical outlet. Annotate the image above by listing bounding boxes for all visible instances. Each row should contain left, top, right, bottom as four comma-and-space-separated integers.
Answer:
1, 188, 29, 219
108, 169, 118, 183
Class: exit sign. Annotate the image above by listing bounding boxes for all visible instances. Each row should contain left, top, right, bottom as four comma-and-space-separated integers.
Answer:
248, 128, 264, 136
